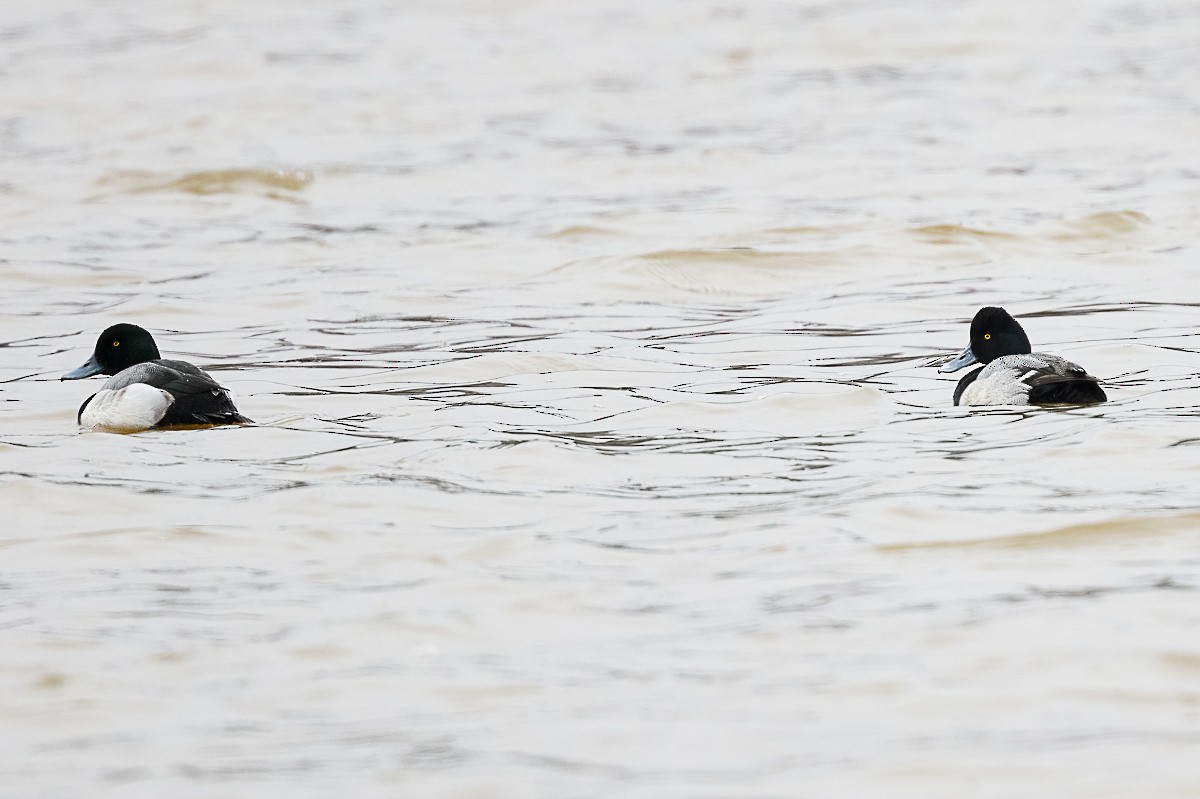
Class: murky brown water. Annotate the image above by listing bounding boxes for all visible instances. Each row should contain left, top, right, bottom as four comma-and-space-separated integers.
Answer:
4, 0, 1200, 796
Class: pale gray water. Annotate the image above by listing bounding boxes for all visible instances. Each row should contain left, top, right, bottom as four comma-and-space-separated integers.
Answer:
3, 0, 1200, 796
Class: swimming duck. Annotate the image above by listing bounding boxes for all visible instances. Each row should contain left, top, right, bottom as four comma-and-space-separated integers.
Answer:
61, 323, 251, 432
940, 307, 1106, 406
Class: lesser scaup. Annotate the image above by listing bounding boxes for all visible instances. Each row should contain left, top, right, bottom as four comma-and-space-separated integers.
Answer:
940, 307, 1106, 406
61, 323, 252, 432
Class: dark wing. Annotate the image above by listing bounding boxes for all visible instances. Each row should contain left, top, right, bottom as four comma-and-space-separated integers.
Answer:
1024, 354, 1106, 406
105, 361, 252, 426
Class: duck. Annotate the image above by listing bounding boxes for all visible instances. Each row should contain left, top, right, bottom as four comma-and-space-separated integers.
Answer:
940, 306, 1106, 406
61, 323, 252, 432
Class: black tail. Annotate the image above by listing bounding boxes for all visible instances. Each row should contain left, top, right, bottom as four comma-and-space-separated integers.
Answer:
1029, 379, 1106, 406
161, 389, 253, 427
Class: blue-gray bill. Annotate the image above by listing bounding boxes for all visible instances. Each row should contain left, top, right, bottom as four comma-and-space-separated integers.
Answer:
61, 354, 104, 380
939, 347, 978, 373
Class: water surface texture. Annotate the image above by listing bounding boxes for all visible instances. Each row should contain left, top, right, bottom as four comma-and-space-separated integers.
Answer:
3, 1, 1200, 796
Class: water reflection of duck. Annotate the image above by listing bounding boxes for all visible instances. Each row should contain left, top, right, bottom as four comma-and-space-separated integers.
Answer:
940, 307, 1107, 407
61, 323, 252, 432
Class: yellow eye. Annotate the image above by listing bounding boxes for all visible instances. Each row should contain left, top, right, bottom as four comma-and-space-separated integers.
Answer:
983, 333, 991, 340
112, 341, 120, 347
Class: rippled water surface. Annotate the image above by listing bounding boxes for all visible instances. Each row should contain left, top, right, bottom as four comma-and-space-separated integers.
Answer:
3, 0, 1200, 796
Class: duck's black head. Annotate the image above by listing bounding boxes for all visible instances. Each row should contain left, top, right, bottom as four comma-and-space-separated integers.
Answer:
61, 323, 162, 380
969, 307, 1031, 362
940, 306, 1032, 373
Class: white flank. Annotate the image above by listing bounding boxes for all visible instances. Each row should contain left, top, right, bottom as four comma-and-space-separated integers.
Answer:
80, 384, 175, 433
959, 366, 1032, 406
959, 354, 1069, 407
